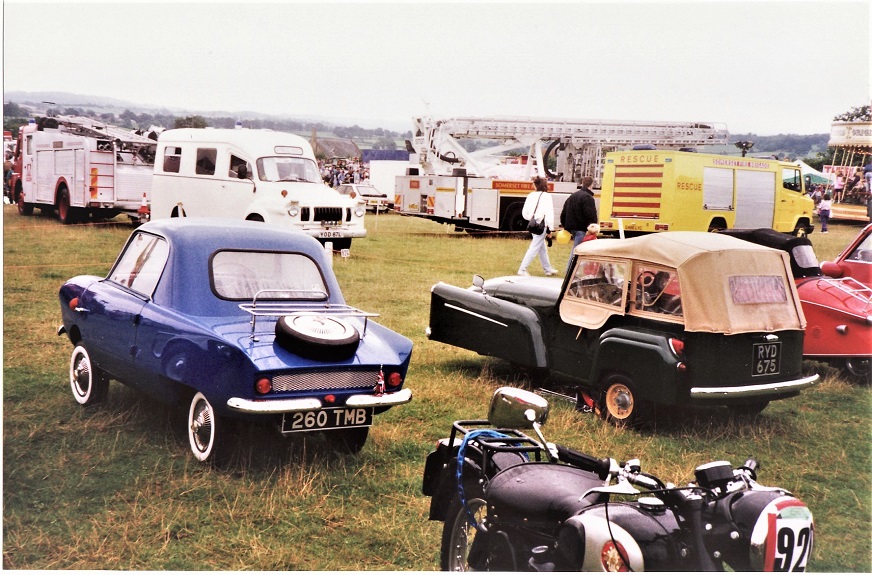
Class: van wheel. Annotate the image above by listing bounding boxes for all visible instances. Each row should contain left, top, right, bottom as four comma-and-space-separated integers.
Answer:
246, 214, 264, 222
793, 220, 810, 237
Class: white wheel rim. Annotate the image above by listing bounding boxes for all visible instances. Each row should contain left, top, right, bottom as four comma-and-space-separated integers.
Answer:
188, 393, 216, 461
70, 346, 92, 404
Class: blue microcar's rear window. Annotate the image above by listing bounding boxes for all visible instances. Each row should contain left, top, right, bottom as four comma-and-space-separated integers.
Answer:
211, 251, 328, 300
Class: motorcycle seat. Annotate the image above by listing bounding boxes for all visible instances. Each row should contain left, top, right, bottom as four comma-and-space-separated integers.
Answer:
486, 462, 606, 525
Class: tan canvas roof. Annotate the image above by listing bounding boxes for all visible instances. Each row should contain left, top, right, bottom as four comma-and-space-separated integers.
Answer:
562, 233, 806, 334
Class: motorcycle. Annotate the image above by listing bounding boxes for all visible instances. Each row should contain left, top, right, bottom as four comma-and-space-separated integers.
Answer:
422, 387, 814, 571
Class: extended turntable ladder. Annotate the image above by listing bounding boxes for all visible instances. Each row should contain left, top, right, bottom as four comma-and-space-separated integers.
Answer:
411, 115, 729, 180
436, 116, 730, 147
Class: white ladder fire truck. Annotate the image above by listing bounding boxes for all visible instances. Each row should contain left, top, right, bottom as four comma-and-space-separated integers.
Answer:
11, 115, 157, 224
394, 115, 729, 231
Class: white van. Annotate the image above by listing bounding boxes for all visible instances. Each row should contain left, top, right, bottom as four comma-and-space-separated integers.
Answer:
151, 128, 366, 248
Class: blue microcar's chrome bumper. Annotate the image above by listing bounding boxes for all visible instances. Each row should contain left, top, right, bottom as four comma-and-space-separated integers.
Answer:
690, 374, 819, 400
226, 388, 413, 414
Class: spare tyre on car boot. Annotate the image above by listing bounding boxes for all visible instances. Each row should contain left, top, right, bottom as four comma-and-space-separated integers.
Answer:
275, 315, 360, 360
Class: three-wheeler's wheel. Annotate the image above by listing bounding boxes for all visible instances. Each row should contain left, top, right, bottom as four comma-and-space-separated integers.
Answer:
69, 344, 109, 405
600, 375, 648, 427
187, 392, 226, 464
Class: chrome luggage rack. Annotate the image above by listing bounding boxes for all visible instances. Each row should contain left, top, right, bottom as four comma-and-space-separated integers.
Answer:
239, 289, 379, 341
817, 277, 872, 314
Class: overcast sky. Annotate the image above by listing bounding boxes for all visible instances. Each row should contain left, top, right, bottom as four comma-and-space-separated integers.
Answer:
3, 1, 870, 135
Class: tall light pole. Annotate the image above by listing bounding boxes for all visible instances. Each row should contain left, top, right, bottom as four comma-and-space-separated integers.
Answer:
734, 141, 754, 157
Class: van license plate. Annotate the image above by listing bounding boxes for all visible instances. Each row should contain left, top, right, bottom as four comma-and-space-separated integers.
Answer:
281, 407, 372, 433
319, 231, 341, 238
752, 342, 781, 376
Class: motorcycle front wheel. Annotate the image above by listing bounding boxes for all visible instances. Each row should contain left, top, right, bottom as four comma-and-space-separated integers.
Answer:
440, 494, 487, 571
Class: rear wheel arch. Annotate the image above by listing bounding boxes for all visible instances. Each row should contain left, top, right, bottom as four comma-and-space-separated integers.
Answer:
160, 341, 204, 384
65, 324, 82, 346
708, 217, 728, 232
591, 333, 680, 404
793, 218, 811, 237
501, 200, 527, 231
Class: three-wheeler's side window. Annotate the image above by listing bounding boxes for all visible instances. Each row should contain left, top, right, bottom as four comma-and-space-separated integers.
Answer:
108, 232, 169, 298
632, 265, 683, 318
565, 259, 629, 308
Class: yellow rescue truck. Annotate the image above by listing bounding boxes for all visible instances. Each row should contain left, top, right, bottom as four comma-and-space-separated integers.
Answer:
598, 150, 815, 236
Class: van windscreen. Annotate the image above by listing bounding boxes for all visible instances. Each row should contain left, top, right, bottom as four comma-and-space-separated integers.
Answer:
257, 156, 321, 183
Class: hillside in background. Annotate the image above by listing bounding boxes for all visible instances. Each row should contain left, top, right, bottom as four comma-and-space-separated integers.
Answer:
3, 91, 831, 160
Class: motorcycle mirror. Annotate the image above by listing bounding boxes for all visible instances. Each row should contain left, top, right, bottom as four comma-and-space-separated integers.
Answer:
488, 387, 549, 429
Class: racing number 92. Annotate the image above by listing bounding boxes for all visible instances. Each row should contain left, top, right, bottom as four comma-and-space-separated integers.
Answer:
773, 525, 812, 572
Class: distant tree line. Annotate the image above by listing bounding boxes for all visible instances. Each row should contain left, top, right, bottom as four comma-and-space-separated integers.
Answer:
730, 132, 830, 163
4, 101, 868, 169
2, 101, 411, 150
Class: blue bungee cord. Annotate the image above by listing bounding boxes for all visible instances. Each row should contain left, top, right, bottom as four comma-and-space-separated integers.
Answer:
456, 429, 522, 529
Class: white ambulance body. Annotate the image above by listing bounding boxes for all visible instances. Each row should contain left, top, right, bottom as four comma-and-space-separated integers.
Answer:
151, 128, 366, 248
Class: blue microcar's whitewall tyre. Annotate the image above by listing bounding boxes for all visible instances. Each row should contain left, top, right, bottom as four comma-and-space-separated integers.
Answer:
187, 392, 224, 463
69, 344, 109, 405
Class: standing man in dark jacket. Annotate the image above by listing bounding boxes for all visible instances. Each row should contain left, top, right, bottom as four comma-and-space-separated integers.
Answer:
560, 176, 598, 271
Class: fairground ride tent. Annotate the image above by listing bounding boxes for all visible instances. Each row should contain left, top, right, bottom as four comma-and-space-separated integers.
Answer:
794, 160, 835, 185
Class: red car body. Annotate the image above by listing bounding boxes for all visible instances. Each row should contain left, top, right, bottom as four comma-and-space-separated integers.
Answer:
821, 223, 872, 287
722, 229, 872, 384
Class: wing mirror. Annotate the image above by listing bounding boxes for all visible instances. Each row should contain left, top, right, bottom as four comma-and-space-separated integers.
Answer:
472, 274, 487, 295
820, 261, 844, 278
488, 386, 549, 429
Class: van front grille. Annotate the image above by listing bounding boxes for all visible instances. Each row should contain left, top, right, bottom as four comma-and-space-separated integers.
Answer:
313, 207, 344, 222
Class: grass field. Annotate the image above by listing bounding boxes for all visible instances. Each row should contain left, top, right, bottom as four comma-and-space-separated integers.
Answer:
3, 204, 870, 571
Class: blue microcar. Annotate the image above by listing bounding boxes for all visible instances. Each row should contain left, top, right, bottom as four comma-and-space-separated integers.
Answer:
58, 218, 413, 463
